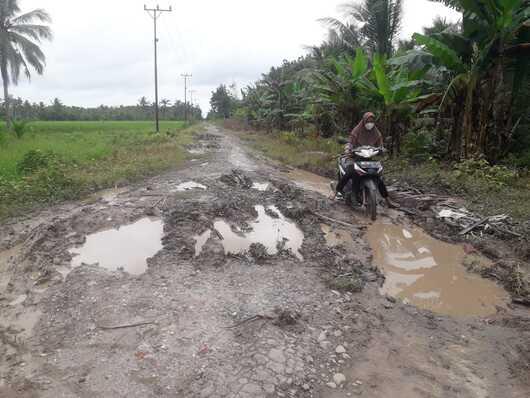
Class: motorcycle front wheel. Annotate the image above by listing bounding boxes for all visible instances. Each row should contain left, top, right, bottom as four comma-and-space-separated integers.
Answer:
365, 185, 377, 221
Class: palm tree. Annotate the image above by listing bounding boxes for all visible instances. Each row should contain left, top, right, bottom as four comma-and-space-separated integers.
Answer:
160, 98, 171, 118
0, 1, 52, 127
322, 0, 403, 57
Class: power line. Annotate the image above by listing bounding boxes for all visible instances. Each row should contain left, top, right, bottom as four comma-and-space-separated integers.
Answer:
181, 73, 192, 122
144, 4, 172, 133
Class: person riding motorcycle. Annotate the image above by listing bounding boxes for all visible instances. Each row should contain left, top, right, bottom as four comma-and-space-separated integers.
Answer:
330, 112, 397, 208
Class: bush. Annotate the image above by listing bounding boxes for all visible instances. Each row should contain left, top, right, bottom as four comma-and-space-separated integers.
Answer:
279, 131, 298, 145
17, 150, 59, 175
12, 120, 28, 139
452, 157, 518, 187
402, 130, 433, 162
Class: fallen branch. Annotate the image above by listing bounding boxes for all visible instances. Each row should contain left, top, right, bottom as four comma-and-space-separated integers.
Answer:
310, 211, 356, 229
151, 196, 166, 208
223, 314, 275, 329
490, 226, 523, 239
98, 321, 156, 330
459, 217, 490, 236
210, 225, 224, 240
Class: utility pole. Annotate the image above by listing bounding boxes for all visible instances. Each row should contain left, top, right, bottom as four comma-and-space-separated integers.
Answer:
144, 4, 172, 133
181, 73, 192, 122
189, 90, 197, 121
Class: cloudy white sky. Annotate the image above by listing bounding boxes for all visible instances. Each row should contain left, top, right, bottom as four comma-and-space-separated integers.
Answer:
13, 0, 459, 114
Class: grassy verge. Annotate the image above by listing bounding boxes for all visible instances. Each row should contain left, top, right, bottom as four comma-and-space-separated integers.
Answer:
0, 121, 199, 219
229, 125, 530, 222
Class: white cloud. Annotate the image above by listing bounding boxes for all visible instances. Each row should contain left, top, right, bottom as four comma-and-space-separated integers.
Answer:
12, 0, 460, 114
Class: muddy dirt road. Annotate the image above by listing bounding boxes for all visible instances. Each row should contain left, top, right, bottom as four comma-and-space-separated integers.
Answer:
1, 125, 528, 397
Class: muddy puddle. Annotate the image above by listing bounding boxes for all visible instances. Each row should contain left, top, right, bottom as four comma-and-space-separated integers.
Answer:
195, 205, 304, 259
252, 182, 270, 191
69, 218, 164, 275
174, 181, 207, 192
321, 224, 354, 247
283, 168, 332, 196
366, 220, 509, 317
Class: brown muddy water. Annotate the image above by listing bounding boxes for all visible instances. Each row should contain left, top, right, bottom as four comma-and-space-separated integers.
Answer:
366, 220, 509, 317
283, 168, 332, 196
195, 205, 305, 260
69, 217, 164, 275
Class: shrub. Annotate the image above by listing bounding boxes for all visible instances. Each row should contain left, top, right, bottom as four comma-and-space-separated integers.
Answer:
452, 157, 518, 187
17, 150, 56, 175
12, 120, 28, 139
402, 130, 434, 162
279, 131, 298, 145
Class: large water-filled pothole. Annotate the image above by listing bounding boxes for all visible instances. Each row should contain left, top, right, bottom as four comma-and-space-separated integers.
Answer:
282, 168, 332, 196
366, 220, 509, 317
194, 205, 304, 260
69, 217, 163, 275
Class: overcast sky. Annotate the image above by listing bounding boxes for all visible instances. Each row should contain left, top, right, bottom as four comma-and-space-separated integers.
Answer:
13, 0, 459, 114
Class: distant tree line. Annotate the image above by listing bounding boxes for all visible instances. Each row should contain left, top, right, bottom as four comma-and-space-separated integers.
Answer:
3, 96, 203, 122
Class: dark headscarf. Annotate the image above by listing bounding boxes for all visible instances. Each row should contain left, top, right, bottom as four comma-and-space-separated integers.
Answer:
349, 112, 383, 147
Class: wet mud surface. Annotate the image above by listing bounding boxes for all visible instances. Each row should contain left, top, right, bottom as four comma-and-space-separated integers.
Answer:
0, 125, 529, 397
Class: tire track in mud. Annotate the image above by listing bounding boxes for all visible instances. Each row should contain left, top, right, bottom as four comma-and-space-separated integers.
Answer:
0, 124, 528, 398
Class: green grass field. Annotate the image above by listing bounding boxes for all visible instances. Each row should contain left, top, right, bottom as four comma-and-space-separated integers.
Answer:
0, 121, 195, 219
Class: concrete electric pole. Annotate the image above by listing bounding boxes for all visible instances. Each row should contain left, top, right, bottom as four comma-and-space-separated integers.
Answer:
144, 4, 172, 133
181, 73, 192, 122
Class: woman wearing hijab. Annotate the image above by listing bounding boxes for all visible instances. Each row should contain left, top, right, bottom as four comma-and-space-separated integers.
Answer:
330, 112, 396, 208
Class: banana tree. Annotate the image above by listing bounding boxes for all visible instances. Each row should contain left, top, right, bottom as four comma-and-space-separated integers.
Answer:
361, 53, 431, 155
307, 47, 370, 134
419, 0, 530, 160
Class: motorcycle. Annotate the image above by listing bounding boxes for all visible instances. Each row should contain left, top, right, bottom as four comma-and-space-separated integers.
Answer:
336, 143, 385, 221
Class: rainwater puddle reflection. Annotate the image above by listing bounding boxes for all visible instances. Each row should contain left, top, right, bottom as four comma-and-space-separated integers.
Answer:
174, 181, 207, 192
69, 218, 163, 275
209, 205, 304, 260
252, 182, 270, 191
366, 220, 509, 317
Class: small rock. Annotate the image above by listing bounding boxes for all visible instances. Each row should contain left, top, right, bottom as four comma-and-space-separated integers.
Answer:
326, 382, 337, 389
333, 373, 346, 385
333, 330, 343, 337
335, 345, 346, 354
302, 383, 310, 391
319, 341, 331, 350
318, 331, 327, 342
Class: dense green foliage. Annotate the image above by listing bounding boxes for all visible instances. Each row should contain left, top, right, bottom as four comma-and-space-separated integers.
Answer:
0, 121, 193, 218
213, 0, 530, 166
0, 1, 52, 127
3, 96, 203, 121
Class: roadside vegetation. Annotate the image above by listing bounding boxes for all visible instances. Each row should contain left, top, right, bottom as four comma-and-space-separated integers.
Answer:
211, 0, 530, 221
0, 121, 195, 219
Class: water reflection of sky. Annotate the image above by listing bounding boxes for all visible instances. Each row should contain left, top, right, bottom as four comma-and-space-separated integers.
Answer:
367, 221, 508, 317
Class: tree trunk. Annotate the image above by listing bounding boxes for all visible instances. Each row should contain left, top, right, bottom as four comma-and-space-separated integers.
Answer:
462, 73, 477, 158
1, 60, 10, 128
